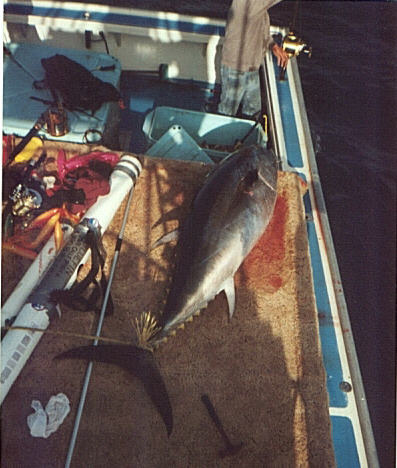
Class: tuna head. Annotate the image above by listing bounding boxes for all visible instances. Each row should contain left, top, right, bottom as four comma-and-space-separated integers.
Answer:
155, 145, 278, 341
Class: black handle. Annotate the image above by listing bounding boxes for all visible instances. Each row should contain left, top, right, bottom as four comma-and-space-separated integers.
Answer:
7, 125, 41, 165
99, 65, 116, 72
201, 394, 231, 445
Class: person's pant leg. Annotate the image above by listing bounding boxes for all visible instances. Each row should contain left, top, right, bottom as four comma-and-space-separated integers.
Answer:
241, 70, 261, 117
217, 65, 245, 116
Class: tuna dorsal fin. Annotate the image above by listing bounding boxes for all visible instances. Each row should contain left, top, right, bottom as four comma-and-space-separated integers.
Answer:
223, 276, 236, 319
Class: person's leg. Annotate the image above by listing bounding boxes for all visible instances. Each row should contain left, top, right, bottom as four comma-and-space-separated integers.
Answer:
241, 70, 261, 118
217, 65, 245, 116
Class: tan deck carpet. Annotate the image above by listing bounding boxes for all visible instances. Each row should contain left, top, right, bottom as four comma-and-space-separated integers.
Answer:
1, 143, 335, 467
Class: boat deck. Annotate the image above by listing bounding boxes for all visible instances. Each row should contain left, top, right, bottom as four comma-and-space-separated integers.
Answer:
1, 144, 335, 467
1, 64, 371, 468
116, 62, 371, 467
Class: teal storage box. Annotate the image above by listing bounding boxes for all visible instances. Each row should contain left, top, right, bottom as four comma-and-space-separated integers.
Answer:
142, 106, 267, 159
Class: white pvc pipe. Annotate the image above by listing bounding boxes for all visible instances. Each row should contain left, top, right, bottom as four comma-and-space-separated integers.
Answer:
0, 305, 50, 404
83, 155, 142, 234
0, 154, 142, 404
1, 225, 74, 327
1, 154, 142, 327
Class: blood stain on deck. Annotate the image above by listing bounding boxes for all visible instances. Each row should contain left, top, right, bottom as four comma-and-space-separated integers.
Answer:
238, 192, 288, 292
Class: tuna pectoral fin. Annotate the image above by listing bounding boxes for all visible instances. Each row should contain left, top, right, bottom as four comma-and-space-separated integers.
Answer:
151, 229, 179, 250
223, 277, 236, 319
55, 345, 173, 436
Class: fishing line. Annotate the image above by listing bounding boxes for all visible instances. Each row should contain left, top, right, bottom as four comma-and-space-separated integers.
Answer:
1, 326, 132, 346
64, 187, 135, 468
290, 0, 302, 34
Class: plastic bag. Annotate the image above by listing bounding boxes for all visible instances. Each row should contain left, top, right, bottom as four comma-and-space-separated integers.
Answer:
27, 393, 70, 438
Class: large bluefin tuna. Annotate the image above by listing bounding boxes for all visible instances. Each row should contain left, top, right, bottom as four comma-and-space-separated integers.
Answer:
152, 144, 278, 342
58, 145, 278, 436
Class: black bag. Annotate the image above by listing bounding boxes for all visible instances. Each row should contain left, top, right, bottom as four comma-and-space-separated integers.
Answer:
40, 54, 120, 114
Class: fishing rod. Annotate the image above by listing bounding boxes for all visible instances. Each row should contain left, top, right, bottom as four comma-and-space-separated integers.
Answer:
6, 100, 69, 167
3, 46, 39, 81
6, 113, 47, 166
279, 1, 312, 81
30, 96, 101, 122
64, 185, 136, 468
290, 0, 302, 37
234, 111, 265, 149
1, 326, 131, 346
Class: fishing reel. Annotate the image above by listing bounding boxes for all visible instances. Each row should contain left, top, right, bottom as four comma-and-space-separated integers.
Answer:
279, 31, 312, 80
3, 152, 48, 237
10, 184, 43, 218
3, 182, 45, 238
283, 31, 312, 58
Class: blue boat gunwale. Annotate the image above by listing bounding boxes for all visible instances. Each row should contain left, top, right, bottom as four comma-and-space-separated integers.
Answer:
4, 0, 227, 38
264, 52, 379, 467
4, 3, 226, 36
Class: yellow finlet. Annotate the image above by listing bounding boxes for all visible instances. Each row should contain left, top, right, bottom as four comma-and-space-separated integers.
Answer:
134, 311, 160, 349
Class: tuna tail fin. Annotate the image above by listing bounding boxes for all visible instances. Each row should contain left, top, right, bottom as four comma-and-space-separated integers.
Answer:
55, 344, 173, 436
